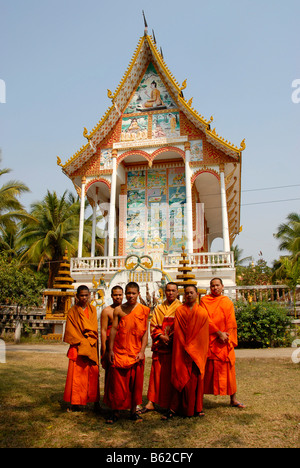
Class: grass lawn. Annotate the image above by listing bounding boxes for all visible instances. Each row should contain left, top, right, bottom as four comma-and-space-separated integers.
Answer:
0, 350, 299, 448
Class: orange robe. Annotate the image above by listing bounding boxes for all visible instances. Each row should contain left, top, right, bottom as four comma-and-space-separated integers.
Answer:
101, 322, 112, 395
63, 303, 100, 405
104, 303, 150, 411
200, 294, 238, 396
144, 88, 163, 108
170, 303, 209, 416
147, 299, 181, 408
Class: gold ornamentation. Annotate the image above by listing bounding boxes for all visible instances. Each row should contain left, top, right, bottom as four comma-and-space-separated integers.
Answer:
240, 138, 246, 151
125, 254, 153, 271
180, 79, 187, 91
83, 127, 92, 141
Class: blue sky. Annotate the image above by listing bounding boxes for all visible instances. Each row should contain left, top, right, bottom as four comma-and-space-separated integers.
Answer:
1, 0, 300, 265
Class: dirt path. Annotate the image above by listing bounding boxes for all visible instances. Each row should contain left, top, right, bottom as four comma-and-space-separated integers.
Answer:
4, 342, 297, 360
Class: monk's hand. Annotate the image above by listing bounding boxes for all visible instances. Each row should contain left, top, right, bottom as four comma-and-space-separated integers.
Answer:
101, 351, 108, 369
159, 334, 170, 346
136, 351, 145, 362
217, 331, 229, 343
108, 350, 115, 364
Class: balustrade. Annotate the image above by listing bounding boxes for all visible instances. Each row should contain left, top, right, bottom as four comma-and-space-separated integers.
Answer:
71, 252, 235, 273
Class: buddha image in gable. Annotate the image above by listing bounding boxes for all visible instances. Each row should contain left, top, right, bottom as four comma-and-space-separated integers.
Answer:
136, 73, 170, 112
121, 116, 148, 141
124, 62, 176, 114
138, 80, 164, 110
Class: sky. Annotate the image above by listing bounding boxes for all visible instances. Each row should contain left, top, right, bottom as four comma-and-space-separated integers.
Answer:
1, 0, 300, 266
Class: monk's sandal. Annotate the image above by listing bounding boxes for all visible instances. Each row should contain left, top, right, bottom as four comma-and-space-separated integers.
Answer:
161, 409, 176, 420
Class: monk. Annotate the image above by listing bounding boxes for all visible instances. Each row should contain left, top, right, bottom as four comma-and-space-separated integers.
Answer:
100, 285, 124, 366
100, 285, 124, 393
104, 282, 150, 423
144, 81, 164, 108
201, 278, 245, 408
63, 285, 100, 412
139, 282, 181, 413
163, 285, 209, 419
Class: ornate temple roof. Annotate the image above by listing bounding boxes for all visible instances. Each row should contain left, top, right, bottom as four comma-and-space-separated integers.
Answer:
58, 32, 245, 176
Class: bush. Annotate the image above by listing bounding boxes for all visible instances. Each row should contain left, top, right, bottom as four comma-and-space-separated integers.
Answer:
235, 301, 292, 348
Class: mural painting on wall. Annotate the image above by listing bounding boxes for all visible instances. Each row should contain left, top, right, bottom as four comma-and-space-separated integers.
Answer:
100, 149, 112, 169
152, 112, 180, 138
126, 170, 146, 253
190, 140, 203, 162
124, 62, 176, 114
125, 167, 187, 255
121, 116, 148, 142
147, 169, 167, 253
168, 168, 187, 252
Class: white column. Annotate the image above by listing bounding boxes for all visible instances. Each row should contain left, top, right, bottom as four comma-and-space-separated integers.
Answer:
108, 149, 117, 257
220, 165, 230, 252
184, 142, 193, 254
91, 202, 97, 257
78, 176, 86, 258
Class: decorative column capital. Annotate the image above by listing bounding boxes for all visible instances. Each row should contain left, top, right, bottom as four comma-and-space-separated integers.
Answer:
81, 176, 86, 185
111, 149, 118, 158
219, 163, 225, 173
184, 141, 191, 151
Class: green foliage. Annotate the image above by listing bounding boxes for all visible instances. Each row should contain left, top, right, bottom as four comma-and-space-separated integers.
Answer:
236, 257, 273, 286
273, 212, 300, 260
0, 253, 43, 308
0, 157, 31, 253
235, 301, 292, 348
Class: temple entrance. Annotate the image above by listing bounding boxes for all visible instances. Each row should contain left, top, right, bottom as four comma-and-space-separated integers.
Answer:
120, 149, 186, 263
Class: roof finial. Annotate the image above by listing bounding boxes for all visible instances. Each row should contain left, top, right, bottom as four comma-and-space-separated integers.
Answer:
142, 10, 148, 35
160, 46, 164, 59
152, 29, 157, 44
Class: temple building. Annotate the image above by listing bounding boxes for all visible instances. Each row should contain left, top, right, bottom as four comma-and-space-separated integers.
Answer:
57, 27, 245, 294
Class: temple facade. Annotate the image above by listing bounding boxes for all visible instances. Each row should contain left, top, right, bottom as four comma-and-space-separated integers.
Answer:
58, 30, 245, 295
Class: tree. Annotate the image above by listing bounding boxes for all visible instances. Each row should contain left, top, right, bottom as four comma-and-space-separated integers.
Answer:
272, 257, 300, 318
17, 190, 92, 287
236, 257, 272, 287
0, 158, 30, 249
0, 253, 43, 342
231, 244, 253, 266
274, 212, 300, 260
273, 212, 300, 316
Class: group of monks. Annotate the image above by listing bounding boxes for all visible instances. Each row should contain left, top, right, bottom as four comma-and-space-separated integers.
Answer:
63, 278, 245, 423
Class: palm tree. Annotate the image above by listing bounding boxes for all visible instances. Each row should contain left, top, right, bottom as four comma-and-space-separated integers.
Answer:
0, 160, 30, 245
274, 212, 300, 260
0, 224, 21, 259
18, 190, 92, 287
273, 257, 300, 317
231, 244, 253, 266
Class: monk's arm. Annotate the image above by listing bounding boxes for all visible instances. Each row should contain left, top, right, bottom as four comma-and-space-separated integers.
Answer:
207, 315, 229, 343
224, 304, 238, 345
100, 309, 109, 357
150, 308, 171, 345
108, 308, 119, 363
136, 328, 148, 362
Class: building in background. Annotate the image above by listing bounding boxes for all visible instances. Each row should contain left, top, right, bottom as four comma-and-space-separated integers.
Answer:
58, 29, 245, 295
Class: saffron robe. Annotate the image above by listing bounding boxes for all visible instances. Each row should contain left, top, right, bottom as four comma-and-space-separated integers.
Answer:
144, 88, 163, 108
101, 322, 112, 396
170, 303, 209, 416
200, 294, 238, 396
147, 299, 181, 408
63, 303, 100, 405
104, 303, 150, 411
